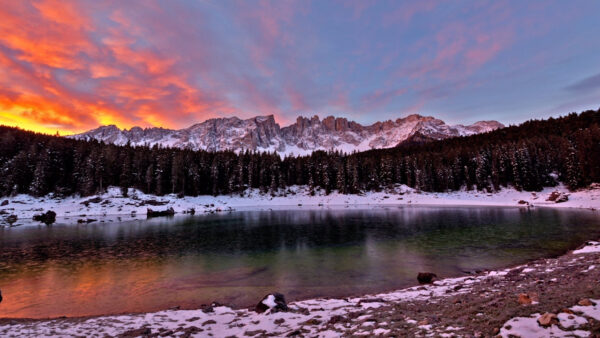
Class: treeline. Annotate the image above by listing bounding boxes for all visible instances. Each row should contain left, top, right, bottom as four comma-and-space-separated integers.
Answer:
0, 109, 599, 198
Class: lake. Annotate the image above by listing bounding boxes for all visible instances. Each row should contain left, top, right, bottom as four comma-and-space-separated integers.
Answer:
0, 206, 599, 318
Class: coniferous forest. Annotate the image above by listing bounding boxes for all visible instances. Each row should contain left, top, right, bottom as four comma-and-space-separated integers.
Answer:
0, 109, 599, 198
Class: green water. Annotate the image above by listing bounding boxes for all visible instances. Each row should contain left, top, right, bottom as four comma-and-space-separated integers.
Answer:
0, 206, 598, 318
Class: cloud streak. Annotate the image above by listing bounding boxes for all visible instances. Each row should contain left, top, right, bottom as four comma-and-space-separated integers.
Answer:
566, 73, 600, 92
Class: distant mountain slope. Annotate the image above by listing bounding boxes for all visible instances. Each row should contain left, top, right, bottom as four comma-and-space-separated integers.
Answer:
69, 114, 504, 155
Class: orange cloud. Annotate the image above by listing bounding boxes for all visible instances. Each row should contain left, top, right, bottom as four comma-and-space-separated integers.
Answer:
0, 0, 235, 135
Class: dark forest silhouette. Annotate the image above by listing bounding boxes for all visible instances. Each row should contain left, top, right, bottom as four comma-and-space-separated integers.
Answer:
1, 109, 599, 198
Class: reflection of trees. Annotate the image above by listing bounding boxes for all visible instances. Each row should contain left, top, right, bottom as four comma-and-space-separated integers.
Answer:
0, 208, 597, 272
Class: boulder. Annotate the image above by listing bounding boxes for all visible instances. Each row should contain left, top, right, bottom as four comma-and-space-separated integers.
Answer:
1, 200, 8, 206
417, 272, 437, 284
578, 298, 593, 306
33, 210, 56, 225
517, 200, 529, 205
255, 293, 288, 313
146, 207, 175, 218
537, 313, 558, 327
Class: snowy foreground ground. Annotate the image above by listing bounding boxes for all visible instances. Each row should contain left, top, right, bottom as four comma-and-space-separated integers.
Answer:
2, 241, 600, 337
1, 184, 599, 227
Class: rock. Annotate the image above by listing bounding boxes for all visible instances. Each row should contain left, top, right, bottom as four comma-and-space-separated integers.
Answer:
1, 200, 8, 206
6, 214, 17, 225
77, 218, 97, 224
328, 315, 344, 324
119, 327, 151, 337
417, 319, 429, 326
578, 298, 593, 306
555, 194, 569, 203
186, 208, 196, 215
302, 318, 321, 325
417, 272, 437, 284
286, 330, 302, 337
255, 293, 288, 313
146, 207, 175, 218
537, 313, 558, 327
140, 199, 169, 206
547, 191, 560, 201
201, 302, 222, 313
518, 200, 529, 205
518, 293, 532, 305
32, 210, 56, 225
547, 191, 569, 203
80, 196, 103, 206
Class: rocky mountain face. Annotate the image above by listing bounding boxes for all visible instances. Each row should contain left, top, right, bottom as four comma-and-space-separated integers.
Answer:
69, 114, 504, 156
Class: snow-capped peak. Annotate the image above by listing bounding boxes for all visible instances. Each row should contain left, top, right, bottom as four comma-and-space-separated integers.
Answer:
69, 114, 504, 156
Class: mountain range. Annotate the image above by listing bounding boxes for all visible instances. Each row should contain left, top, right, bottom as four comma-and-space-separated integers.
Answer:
70, 114, 504, 156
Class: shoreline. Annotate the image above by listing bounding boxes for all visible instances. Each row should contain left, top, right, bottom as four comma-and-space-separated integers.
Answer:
1, 184, 598, 227
2, 241, 600, 336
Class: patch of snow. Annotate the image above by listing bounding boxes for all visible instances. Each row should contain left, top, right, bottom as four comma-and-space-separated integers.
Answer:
573, 242, 600, 254
2, 184, 598, 227
262, 294, 277, 308
500, 315, 588, 337
572, 299, 600, 320
557, 312, 588, 329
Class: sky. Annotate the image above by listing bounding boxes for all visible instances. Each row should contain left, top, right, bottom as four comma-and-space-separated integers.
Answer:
0, 0, 599, 135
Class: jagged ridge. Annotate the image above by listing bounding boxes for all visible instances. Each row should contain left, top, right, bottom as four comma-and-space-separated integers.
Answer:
69, 114, 504, 156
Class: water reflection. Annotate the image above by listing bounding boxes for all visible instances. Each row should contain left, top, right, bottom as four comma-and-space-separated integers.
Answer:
0, 206, 598, 318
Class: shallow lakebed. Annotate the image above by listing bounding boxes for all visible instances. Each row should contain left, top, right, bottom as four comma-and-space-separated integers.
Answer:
0, 206, 599, 318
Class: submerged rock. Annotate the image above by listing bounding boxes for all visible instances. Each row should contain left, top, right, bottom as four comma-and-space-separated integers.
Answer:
255, 293, 288, 313
417, 272, 437, 284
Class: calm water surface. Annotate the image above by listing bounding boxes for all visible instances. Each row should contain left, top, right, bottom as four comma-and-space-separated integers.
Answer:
0, 206, 599, 318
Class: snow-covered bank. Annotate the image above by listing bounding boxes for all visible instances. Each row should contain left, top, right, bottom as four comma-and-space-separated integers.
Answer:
1, 184, 599, 227
2, 241, 600, 337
